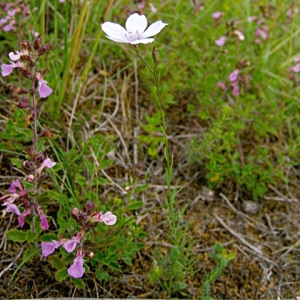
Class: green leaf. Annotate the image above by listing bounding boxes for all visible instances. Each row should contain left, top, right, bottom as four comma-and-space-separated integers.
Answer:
95, 269, 111, 282
71, 278, 85, 289
6, 229, 27, 242
48, 255, 65, 270
11, 158, 22, 168
55, 268, 68, 282
134, 183, 149, 193
127, 200, 143, 211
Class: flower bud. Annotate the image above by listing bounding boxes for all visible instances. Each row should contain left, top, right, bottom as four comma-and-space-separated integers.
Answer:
26, 174, 35, 182
152, 46, 159, 66
34, 35, 42, 50
21, 40, 32, 51
38, 44, 50, 56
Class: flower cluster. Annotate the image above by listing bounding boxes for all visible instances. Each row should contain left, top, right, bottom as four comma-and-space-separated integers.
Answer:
247, 16, 269, 44
216, 60, 251, 96
41, 200, 117, 278
1, 37, 52, 98
215, 18, 245, 47
0, 1, 29, 32
0, 155, 56, 229
287, 55, 300, 83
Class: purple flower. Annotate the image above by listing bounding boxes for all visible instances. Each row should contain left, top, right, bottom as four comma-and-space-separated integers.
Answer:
41, 240, 62, 257
18, 208, 31, 228
229, 69, 239, 82
100, 211, 117, 225
3, 201, 20, 215
68, 251, 85, 278
36, 73, 52, 98
1, 60, 24, 77
91, 211, 117, 225
40, 215, 49, 230
292, 64, 300, 73
9, 179, 23, 194
43, 158, 56, 168
8, 51, 20, 61
211, 11, 222, 19
1, 63, 15, 76
232, 82, 239, 96
37, 158, 56, 174
63, 237, 81, 253
215, 36, 226, 47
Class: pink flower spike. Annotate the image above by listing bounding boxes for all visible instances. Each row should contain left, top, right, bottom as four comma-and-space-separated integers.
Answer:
229, 69, 239, 82
100, 211, 117, 225
215, 36, 226, 47
9, 51, 20, 61
1, 63, 14, 76
68, 252, 85, 278
41, 240, 61, 257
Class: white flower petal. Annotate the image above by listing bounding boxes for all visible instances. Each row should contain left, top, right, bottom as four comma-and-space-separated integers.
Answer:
142, 21, 168, 39
131, 38, 155, 45
101, 22, 128, 42
125, 13, 147, 35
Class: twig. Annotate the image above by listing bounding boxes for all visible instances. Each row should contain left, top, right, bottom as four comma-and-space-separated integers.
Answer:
214, 213, 278, 266
0, 247, 24, 278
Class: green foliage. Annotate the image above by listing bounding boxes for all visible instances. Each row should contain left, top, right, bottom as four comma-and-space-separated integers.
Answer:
6, 229, 28, 243
139, 112, 165, 157
201, 243, 235, 300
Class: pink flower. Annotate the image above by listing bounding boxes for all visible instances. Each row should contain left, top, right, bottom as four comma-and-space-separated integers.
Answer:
43, 158, 56, 168
212, 11, 222, 19
1, 63, 15, 76
8, 51, 20, 61
292, 64, 300, 73
215, 81, 226, 91
18, 208, 31, 228
91, 211, 117, 225
40, 215, 49, 230
36, 73, 52, 98
234, 30, 245, 41
9, 179, 23, 194
1, 60, 24, 77
37, 206, 49, 230
232, 82, 239, 96
229, 69, 239, 82
215, 36, 226, 47
68, 251, 85, 278
63, 237, 81, 253
2, 201, 20, 215
37, 158, 56, 174
100, 211, 117, 225
41, 240, 62, 257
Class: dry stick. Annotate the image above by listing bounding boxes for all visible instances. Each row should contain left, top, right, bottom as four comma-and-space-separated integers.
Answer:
0, 213, 14, 250
213, 213, 278, 266
0, 247, 24, 278
220, 193, 268, 232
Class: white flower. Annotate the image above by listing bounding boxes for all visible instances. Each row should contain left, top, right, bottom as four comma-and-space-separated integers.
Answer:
101, 13, 167, 45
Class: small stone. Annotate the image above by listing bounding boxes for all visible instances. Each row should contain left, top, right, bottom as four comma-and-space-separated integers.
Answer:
241, 200, 259, 215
